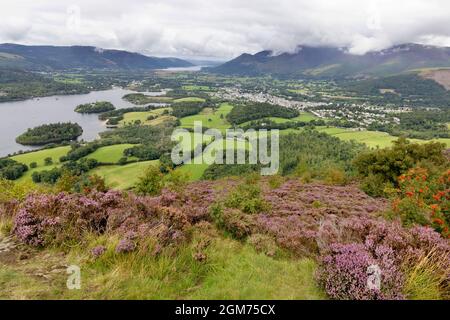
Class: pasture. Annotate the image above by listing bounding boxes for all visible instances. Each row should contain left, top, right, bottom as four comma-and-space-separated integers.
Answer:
180, 103, 233, 130
83, 144, 138, 163
90, 160, 159, 190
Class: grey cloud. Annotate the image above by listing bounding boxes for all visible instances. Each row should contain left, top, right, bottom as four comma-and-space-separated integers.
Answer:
1, 0, 450, 58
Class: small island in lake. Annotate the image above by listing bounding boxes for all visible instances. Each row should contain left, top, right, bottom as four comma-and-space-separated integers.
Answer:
75, 101, 115, 114
16, 122, 83, 145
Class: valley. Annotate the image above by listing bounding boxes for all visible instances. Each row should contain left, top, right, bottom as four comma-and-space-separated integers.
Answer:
1, 43, 450, 301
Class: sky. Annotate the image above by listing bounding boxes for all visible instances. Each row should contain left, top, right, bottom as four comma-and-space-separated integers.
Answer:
1, 0, 450, 60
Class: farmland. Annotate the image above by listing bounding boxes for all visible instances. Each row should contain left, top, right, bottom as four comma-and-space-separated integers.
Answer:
180, 103, 233, 130
90, 160, 159, 190
83, 144, 138, 163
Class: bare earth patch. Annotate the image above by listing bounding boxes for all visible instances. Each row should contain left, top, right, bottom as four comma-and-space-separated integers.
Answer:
420, 69, 450, 90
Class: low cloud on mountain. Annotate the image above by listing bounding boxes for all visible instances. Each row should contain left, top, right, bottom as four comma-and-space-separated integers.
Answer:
1, 0, 450, 59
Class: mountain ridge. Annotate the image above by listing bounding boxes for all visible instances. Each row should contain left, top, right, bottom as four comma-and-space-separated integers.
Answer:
208, 43, 450, 78
0, 43, 193, 71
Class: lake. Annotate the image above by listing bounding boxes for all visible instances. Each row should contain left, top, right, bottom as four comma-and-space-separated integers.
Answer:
0, 87, 163, 157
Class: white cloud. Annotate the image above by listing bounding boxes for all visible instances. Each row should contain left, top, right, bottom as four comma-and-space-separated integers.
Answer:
0, 0, 450, 59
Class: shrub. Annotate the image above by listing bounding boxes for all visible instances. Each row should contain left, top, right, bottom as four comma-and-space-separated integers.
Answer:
134, 165, 164, 196
91, 245, 107, 258
221, 208, 254, 240
360, 173, 390, 197
316, 216, 450, 300
209, 202, 224, 228
324, 167, 348, 186
318, 242, 405, 300
354, 138, 446, 196
0, 158, 28, 180
268, 175, 284, 189
29, 162, 37, 169
248, 233, 279, 257
116, 239, 136, 253
164, 169, 189, 193
224, 183, 269, 214
391, 167, 450, 237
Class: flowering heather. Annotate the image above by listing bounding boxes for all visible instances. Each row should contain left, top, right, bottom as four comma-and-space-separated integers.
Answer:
256, 181, 388, 256
9, 177, 450, 301
91, 245, 106, 258
318, 242, 404, 300
116, 239, 136, 253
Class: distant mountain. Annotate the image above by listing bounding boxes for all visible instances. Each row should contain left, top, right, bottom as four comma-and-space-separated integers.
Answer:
209, 44, 450, 78
0, 43, 193, 71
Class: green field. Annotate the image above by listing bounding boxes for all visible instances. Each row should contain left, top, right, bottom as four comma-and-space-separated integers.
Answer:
176, 163, 210, 181
119, 108, 172, 126
173, 97, 206, 103
182, 85, 211, 91
315, 127, 450, 148
239, 112, 319, 127
10, 146, 70, 181
90, 160, 159, 190
83, 144, 138, 163
266, 113, 319, 123
180, 103, 233, 130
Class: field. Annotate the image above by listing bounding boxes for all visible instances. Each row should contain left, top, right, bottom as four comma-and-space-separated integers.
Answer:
90, 160, 159, 190
242, 112, 319, 126
182, 85, 211, 91
315, 127, 450, 148
83, 144, 138, 163
179, 103, 233, 130
119, 108, 172, 126
10, 146, 70, 181
176, 163, 210, 181
173, 97, 206, 103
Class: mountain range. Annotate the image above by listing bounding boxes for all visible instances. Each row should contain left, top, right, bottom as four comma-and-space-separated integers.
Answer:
209, 43, 450, 78
0, 44, 193, 71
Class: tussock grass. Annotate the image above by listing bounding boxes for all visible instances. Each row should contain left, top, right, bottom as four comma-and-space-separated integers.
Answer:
403, 248, 450, 300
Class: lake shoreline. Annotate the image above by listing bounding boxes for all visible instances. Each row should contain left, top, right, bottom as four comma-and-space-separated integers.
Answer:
0, 87, 160, 157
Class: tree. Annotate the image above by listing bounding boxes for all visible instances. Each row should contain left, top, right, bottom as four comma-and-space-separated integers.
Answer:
135, 165, 164, 196
44, 157, 53, 166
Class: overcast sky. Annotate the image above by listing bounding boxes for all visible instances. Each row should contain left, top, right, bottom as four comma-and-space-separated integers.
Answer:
1, 0, 450, 59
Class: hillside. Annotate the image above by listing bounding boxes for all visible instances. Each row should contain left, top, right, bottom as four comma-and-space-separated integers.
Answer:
0, 44, 193, 71
209, 43, 450, 78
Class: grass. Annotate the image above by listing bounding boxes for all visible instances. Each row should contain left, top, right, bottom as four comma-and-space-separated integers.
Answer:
176, 163, 210, 181
180, 103, 233, 131
0, 232, 325, 299
119, 108, 172, 126
182, 85, 211, 91
10, 146, 70, 182
186, 240, 325, 299
314, 127, 450, 148
90, 160, 159, 190
240, 112, 319, 127
173, 97, 206, 103
83, 144, 138, 164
